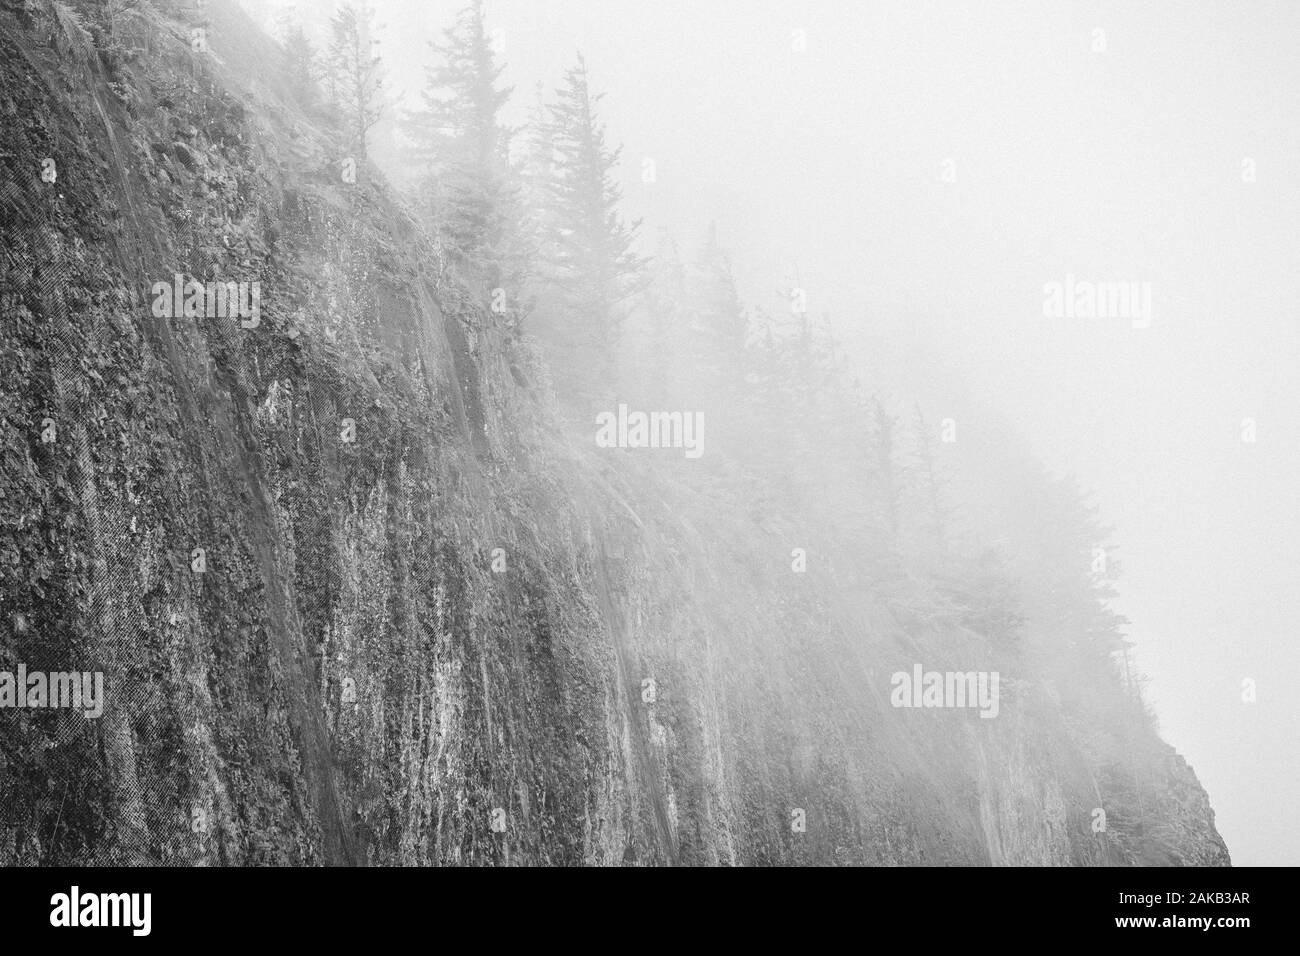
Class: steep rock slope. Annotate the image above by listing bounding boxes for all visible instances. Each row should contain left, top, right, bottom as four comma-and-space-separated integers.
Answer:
0, 0, 1228, 866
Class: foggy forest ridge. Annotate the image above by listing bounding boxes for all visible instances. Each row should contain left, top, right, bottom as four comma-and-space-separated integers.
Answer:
0, 0, 1292, 869
232, 0, 1291, 865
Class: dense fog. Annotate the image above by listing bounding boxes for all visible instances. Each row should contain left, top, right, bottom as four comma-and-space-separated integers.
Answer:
225, 0, 1298, 866
1, 0, 1290, 871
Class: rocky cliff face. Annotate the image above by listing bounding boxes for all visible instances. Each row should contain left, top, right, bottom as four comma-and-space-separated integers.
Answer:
0, 0, 1229, 866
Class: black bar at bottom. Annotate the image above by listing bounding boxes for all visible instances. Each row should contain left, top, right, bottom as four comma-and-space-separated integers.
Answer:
0, 865, 1277, 943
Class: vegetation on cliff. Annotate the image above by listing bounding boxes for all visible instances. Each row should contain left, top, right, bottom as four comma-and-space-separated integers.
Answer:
0, 0, 1229, 866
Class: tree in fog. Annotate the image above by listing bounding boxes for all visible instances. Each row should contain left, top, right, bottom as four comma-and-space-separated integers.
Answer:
683, 223, 746, 381
402, 1, 512, 247
519, 82, 559, 274
639, 226, 744, 403
536, 54, 645, 380
280, 16, 319, 106
328, 1, 383, 159
641, 233, 688, 402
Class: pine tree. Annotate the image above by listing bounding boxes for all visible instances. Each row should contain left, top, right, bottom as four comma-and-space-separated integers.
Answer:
328, 1, 384, 160
641, 232, 687, 403
401, 0, 512, 252
684, 223, 745, 380
520, 83, 558, 257
537, 54, 646, 378
657, 225, 746, 440
280, 17, 318, 106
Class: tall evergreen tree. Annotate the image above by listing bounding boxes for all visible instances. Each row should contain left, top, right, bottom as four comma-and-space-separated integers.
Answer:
537, 54, 646, 378
402, 0, 513, 252
684, 223, 745, 379
280, 16, 318, 106
519, 82, 559, 259
640, 232, 687, 403
328, 1, 384, 160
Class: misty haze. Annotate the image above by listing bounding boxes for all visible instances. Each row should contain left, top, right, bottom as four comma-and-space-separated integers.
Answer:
0, 0, 1294, 876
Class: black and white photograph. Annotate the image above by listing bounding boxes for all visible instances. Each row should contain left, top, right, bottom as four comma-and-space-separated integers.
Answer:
0, 0, 1290, 937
